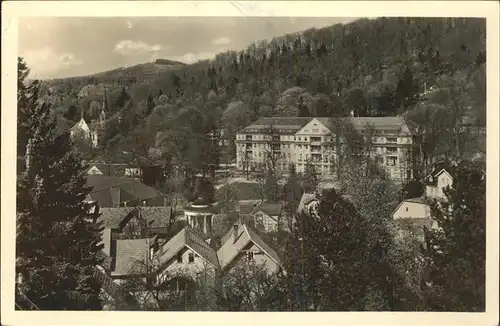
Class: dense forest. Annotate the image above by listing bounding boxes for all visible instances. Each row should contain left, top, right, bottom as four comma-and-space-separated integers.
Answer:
34, 17, 486, 173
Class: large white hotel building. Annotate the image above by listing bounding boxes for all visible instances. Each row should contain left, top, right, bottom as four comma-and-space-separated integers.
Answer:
235, 117, 419, 183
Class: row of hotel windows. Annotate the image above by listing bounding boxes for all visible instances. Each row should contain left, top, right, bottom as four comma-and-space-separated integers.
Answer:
243, 151, 333, 162
238, 134, 409, 144
241, 143, 327, 150
240, 143, 400, 154
238, 161, 335, 171
241, 153, 398, 166
238, 135, 326, 142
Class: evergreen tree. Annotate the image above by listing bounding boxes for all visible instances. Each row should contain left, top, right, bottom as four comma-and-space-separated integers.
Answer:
115, 86, 131, 109
296, 96, 310, 117
146, 93, 155, 116
421, 162, 486, 311
402, 179, 424, 199
283, 189, 369, 310
263, 169, 281, 203
17, 57, 33, 160
302, 161, 319, 193
282, 164, 303, 217
16, 81, 104, 310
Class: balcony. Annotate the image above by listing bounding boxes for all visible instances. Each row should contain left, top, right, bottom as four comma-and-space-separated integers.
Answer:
311, 154, 322, 163
310, 137, 322, 145
311, 145, 322, 153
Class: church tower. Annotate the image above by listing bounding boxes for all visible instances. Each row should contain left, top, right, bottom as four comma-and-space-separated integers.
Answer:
97, 88, 108, 146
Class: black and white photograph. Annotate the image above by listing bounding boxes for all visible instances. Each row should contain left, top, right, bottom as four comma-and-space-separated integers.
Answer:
1, 1, 499, 325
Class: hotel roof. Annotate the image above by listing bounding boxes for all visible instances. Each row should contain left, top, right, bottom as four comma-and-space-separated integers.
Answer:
239, 117, 412, 135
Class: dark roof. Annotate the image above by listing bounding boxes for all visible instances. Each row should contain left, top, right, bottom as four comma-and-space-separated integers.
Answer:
240, 117, 411, 135
98, 207, 136, 229
112, 238, 152, 276
404, 197, 428, 205
85, 175, 166, 207
86, 175, 134, 192
426, 162, 456, 186
140, 206, 173, 228
239, 202, 257, 215
241, 117, 311, 134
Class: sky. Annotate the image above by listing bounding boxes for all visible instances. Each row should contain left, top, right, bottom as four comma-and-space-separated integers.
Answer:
19, 17, 356, 79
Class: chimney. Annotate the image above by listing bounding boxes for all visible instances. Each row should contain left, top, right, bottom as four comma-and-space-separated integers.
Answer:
233, 224, 238, 243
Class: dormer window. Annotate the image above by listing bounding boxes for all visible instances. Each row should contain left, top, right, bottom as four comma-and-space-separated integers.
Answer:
188, 253, 194, 263
177, 253, 183, 263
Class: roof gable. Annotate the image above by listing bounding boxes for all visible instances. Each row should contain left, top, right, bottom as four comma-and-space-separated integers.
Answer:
295, 118, 331, 136
157, 227, 219, 269
87, 165, 104, 175
70, 117, 90, 132
392, 197, 429, 217
217, 220, 282, 271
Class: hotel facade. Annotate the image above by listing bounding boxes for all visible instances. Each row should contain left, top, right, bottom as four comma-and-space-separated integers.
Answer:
235, 117, 419, 183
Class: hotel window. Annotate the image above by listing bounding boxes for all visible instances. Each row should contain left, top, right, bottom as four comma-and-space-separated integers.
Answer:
304, 137, 308, 141
299, 154, 303, 161
247, 252, 254, 261
387, 157, 397, 166
386, 147, 398, 154
188, 253, 194, 263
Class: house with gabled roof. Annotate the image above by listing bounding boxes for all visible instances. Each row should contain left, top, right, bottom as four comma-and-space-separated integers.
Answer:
154, 227, 220, 287
424, 161, 456, 201
217, 220, 282, 275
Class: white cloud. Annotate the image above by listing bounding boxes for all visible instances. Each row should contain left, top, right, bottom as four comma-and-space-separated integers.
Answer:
113, 40, 163, 56
59, 52, 83, 66
170, 52, 216, 64
212, 36, 231, 46
21, 47, 82, 78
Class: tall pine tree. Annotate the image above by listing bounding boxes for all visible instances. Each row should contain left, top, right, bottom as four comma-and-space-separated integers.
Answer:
16, 78, 104, 310
282, 189, 370, 310
421, 162, 486, 311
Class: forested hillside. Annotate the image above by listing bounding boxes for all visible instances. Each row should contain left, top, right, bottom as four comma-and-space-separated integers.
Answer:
35, 17, 486, 172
